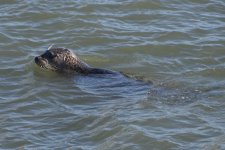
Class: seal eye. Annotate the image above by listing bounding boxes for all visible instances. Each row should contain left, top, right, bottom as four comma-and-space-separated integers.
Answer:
45, 51, 55, 59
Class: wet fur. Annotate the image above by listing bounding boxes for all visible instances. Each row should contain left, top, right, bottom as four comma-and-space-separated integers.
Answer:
35, 47, 116, 74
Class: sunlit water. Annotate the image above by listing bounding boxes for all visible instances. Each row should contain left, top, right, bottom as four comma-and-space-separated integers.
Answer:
1, 0, 225, 149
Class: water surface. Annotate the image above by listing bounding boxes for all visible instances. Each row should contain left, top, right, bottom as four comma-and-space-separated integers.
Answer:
1, 0, 225, 149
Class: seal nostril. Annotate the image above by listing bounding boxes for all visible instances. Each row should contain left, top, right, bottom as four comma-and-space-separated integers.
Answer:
34, 57, 39, 63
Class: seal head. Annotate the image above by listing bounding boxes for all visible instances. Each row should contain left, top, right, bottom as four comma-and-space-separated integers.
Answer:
35, 47, 116, 74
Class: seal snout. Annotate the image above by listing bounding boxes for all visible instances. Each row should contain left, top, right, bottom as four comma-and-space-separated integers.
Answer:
34, 56, 43, 65
34, 56, 46, 68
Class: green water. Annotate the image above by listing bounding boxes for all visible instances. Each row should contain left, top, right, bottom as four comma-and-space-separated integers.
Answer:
1, 0, 225, 149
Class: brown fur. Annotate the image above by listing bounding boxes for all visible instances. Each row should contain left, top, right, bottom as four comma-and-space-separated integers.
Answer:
35, 47, 116, 74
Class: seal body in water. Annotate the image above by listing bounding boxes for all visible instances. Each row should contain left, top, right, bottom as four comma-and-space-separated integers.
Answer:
34, 46, 117, 74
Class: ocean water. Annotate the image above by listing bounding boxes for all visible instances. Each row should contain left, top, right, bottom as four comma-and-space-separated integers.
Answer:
0, 0, 225, 149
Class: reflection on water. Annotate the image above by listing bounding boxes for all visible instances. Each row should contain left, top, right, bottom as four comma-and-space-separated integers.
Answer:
0, 0, 225, 149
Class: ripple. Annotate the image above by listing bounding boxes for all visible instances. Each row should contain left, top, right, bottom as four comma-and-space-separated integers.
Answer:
1, 0, 225, 149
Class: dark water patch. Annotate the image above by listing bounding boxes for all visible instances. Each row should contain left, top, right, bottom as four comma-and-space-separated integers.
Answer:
147, 82, 202, 106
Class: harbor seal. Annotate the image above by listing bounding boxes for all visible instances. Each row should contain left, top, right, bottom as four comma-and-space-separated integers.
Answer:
34, 46, 117, 74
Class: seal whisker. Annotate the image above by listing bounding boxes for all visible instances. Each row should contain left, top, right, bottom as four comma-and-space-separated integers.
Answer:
48, 44, 54, 50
